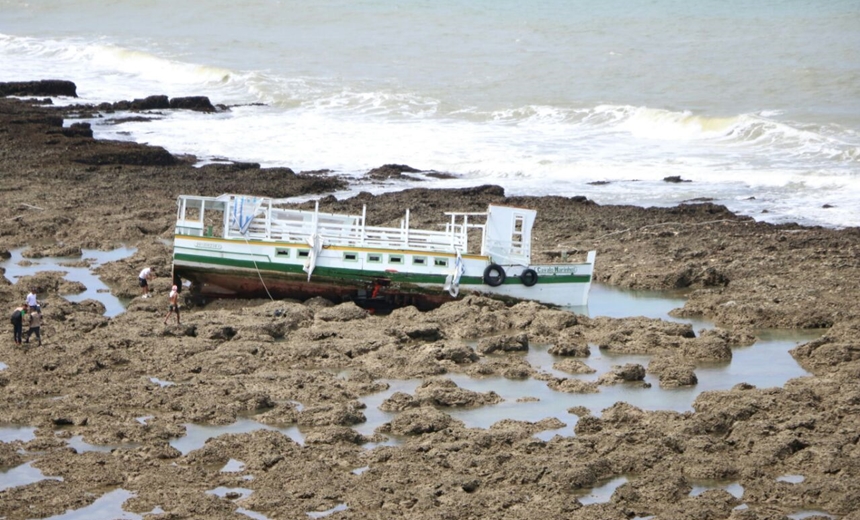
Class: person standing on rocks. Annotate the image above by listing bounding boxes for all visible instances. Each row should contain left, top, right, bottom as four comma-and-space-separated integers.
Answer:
139, 266, 154, 298
26, 287, 39, 311
11, 304, 26, 346
164, 285, 180, 325
24, 306, 41, 346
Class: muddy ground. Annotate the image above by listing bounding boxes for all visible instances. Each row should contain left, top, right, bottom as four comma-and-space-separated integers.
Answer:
1, 85, 860, 519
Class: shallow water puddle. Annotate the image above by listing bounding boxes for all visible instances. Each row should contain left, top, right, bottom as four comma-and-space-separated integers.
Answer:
148, 377, 175, 388
777, 474, 806, 484
573, 476, 628, 505
38, 488, 163, 519
0, 425, 37, 443
443, 328, 817, 432
348, 285, 822, 444
237, 507, 269, 519
170, 418, 304, 455
353, 379, 422, 440
789, 511, 836, 520
568, 283, 711, 330
307, 503, 348, 518
0, 461, 63, 491
221, 458, 246, 472
63, 434, 140, 453
351, 466, 369, 475
0, 361, 7, 370
0, 246, 136, 317
689, 480, 744, 499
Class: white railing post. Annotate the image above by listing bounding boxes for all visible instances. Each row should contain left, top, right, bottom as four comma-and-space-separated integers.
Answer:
405, 209, 410, 247
222, 199, 229, 238
313, 200, 319, 238
360, 205, 367, 246
265, 199, 272, 239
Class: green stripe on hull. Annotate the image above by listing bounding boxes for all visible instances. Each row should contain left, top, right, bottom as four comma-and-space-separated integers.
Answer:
174, 252, 591, 287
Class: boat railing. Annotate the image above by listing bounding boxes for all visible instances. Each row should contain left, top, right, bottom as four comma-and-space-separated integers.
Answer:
483, 238, 531, 265
229, 214, 468, 253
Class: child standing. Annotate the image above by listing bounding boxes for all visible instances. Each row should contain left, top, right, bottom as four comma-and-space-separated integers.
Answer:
164, 285, 180, 325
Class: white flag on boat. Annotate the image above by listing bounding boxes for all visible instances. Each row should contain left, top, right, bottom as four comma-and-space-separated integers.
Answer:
230, 196, 263, 235
444, 250, 465, 297
303, 233, 324, 281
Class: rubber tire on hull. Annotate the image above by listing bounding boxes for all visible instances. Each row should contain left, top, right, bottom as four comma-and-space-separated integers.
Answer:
520, 268, 538, 287
483, 264, 506, 287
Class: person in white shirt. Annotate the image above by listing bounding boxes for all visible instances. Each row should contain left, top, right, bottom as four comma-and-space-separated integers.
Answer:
26, 289, 38, 311
138, 267, 154, 298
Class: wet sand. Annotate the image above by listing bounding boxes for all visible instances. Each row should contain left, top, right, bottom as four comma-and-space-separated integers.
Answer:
2, 87, 860, 519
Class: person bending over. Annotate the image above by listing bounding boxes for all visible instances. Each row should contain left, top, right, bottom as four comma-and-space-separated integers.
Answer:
139, 267, 154, 298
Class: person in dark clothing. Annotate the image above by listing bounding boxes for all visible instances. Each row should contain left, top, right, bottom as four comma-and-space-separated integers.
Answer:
11, 305, 26, 346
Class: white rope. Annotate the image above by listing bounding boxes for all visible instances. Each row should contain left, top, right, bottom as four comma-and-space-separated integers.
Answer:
242, 234, 275, 301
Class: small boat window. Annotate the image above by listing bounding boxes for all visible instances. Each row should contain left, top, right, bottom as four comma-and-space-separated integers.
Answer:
367, 253, 382, 263
412, 256, 426, 266
388, 254, 403, 264
343, 252, 358, 262
434, 258, 449, 267
297, 249, 310, 258
275, 248, 291, 257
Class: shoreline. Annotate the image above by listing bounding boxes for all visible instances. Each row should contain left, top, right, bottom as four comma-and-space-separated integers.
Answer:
2, 84, 860, 519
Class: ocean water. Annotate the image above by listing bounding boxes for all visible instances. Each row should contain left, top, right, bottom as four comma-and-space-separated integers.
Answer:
1, 0, 859, 227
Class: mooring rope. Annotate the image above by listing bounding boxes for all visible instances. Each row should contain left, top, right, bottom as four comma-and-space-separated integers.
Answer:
242, 234, 275, 301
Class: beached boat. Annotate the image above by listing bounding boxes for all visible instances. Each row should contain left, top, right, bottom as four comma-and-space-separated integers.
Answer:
171, 194, 596, 310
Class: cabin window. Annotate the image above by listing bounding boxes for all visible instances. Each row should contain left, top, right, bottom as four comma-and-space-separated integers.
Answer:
512, 214, 526, 254
367, 253, 382, 263
388, 254, 403, 264
343, 252, 358, 262
275, 248, 291, 257
297, 249, 310, 258
203, 200, 224, 238
412, 256, 427, 266
434, 258, 449, 267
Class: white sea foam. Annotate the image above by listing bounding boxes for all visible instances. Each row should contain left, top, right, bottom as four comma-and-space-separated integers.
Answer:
2, 0, 859, 228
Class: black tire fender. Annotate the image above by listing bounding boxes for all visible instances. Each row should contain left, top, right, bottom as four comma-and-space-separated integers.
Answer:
520, 268, 538, 287
482, 264, 506, 287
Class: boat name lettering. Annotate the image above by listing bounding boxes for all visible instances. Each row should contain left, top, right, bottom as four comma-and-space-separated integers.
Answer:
195, 242, 223, 250
534, 266, 577, 275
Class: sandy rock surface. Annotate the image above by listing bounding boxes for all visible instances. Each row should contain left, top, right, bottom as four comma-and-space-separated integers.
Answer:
2, 92, 860, 519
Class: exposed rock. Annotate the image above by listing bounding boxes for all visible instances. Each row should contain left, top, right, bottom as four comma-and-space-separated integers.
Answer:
381, 406, 460, 435
169, 96, 216, 112
366, 163, 422, 180
130, 95, 170, 110
413, 378, 502, 407
0, 80, 77, 97
598, 363, 646, 385
553, 359, 596, 374
314, 302, 368, 322
477, 332, 529, 354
